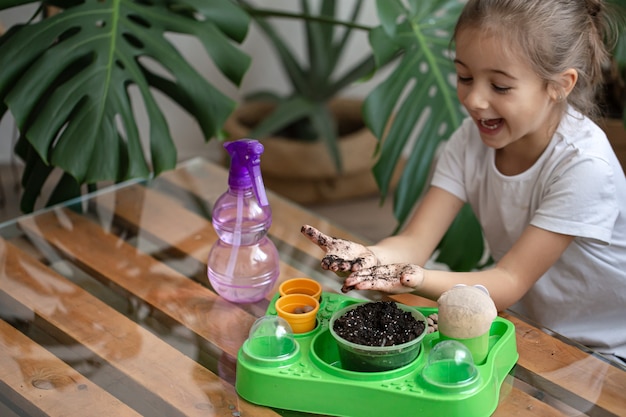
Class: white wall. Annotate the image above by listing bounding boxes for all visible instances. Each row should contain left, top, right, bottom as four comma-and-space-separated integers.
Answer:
0, 112, 17, 164
0, 4, 36, 164
0, 1, 383, 165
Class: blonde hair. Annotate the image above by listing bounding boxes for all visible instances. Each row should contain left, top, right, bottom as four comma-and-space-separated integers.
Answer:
453, 0, 620, 120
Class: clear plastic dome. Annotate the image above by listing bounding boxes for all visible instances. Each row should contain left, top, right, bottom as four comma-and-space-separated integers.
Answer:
243, 316, 298, 363
422, 340, 479, 388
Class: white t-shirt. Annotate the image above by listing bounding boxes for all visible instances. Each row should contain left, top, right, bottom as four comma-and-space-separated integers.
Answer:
431, 110, 626, 358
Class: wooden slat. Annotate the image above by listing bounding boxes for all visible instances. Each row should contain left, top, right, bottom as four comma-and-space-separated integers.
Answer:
18, 209, 256, 359
494, 379, 569, 417
0, 237, 281, 417
0, 319, 141, 417
503, 312, 626, 416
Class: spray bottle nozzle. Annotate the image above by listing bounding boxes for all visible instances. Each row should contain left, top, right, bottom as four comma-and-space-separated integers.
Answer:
224, 139, 269, 207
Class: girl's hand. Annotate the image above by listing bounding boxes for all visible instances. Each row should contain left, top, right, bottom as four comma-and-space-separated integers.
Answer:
300, 225, 379, 273
342, 263, 424, 294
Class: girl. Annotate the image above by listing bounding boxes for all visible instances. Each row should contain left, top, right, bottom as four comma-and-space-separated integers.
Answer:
302, 0, 626, 363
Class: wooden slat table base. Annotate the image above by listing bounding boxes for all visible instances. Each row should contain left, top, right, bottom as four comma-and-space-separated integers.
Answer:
18, 210, 255, 358
0, 238, 280, 417
505, 312, 626, 416
0, 319, 141, 417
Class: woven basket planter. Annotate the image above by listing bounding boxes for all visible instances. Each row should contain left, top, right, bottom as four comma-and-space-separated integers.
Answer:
223, 98, 382, 204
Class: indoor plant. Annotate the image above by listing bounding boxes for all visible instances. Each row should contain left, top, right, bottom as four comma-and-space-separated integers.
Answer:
232, 0, 377, 171
0, 0, 483, 271
0, 0, 252, 213
224, 0, 385, 203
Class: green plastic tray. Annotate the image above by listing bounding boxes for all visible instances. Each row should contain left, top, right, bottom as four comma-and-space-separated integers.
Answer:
236, 293, 518, 417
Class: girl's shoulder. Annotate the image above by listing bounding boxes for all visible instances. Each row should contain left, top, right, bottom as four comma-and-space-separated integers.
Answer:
557, 111, 612, 156
551, 111, 624, 178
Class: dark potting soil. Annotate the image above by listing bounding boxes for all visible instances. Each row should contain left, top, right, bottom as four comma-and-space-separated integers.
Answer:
333, 301, 425, 346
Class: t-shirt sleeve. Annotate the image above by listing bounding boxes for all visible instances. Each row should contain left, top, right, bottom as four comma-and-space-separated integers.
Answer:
531, 156, 619, 244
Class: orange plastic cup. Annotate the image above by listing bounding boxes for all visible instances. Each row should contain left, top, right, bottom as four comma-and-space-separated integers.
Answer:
275, 294, 320, 333
279, 278, 322, 300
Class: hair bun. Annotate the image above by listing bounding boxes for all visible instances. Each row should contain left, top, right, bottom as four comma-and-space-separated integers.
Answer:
585, 0, 601, 17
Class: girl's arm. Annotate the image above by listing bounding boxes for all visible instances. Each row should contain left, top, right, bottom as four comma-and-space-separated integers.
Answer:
345, 224, 574, 311
300, 186, 463, 272
302, 185, 574, 310
368, 186, 465, 266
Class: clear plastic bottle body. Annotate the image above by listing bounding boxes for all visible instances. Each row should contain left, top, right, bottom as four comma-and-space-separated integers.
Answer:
212, 189, 272, 245
208, 188, 279, 303
207, 236, 280, 303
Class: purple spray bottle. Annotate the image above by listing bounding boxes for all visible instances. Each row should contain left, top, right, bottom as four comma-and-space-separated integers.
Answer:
207, 139, 280, 303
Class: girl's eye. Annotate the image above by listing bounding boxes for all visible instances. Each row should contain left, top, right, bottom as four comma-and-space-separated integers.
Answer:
493, 84, 511, 93
457, 75, 472, 84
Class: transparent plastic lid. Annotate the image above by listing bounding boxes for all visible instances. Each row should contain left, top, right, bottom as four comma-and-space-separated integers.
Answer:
422, 340, 479, 388
243, 316, 298, 363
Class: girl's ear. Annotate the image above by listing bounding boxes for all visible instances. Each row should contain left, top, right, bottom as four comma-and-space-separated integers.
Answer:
551, 68, 578, 101
560, 68, 578, 96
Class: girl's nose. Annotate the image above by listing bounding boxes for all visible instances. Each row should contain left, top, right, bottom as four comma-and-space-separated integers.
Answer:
463, 87, 489, 111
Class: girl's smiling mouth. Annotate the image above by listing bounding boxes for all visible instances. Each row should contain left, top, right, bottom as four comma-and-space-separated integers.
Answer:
480, 118, 503, 130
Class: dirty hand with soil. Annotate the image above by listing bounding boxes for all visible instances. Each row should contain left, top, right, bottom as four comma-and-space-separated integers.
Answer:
301, 225, 423, 294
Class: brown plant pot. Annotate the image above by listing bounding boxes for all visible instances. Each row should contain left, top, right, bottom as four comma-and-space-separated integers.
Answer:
223, 98, 386, 204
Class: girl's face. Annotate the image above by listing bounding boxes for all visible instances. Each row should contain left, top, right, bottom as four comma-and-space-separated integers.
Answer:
454, 28, 561, 154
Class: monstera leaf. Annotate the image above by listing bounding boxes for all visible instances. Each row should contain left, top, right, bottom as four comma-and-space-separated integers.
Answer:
365, 0, 489, 271
0, 0, 251, 212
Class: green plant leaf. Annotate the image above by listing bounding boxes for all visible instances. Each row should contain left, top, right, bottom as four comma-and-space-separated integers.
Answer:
325, 0, 363, 71
0, 0, 35, 10
308, 102, 341, 171
304, 0, 335, 88
250, 6, 311, 98
15, 136, 53, 213
0, 0, 251, 211
325, 55, 376, 98
368, 25, 404, 68
434, 204, 489, 272
250, 96, 317, 139
47, 171, 82, 207
375, 0, 405, 37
